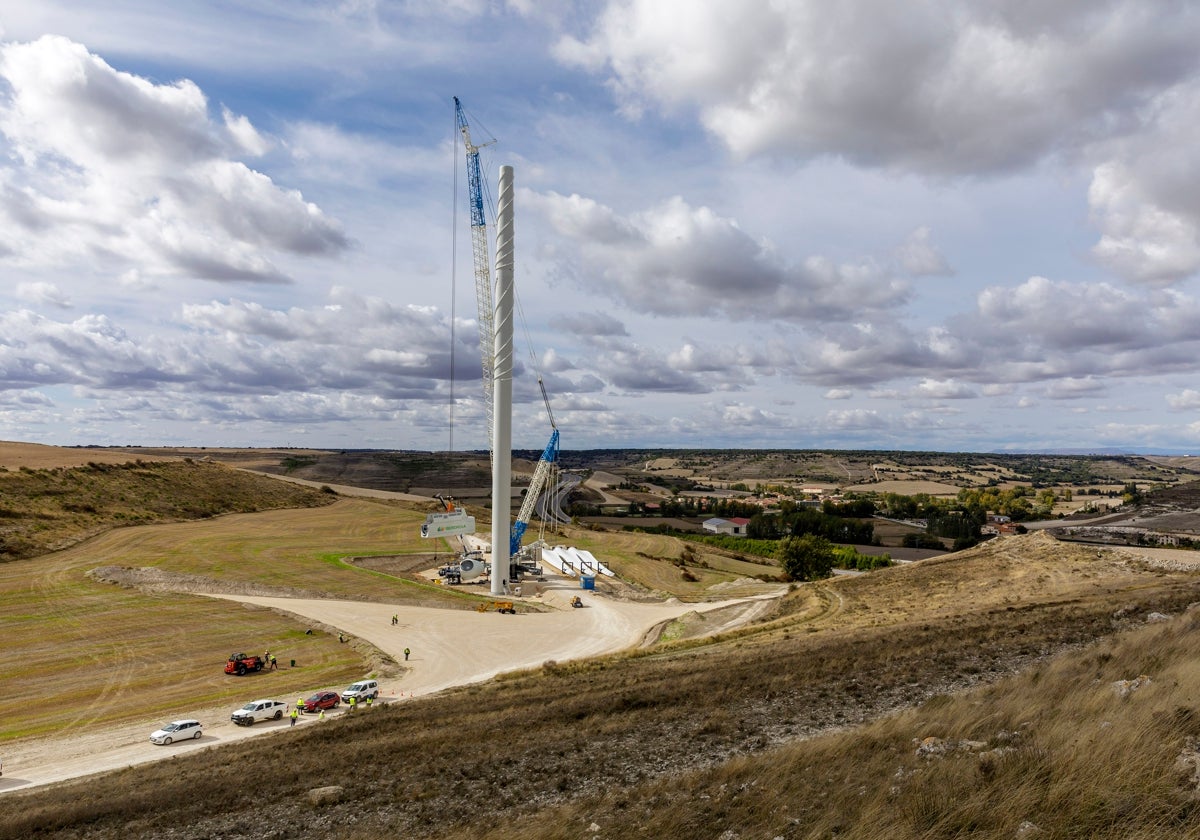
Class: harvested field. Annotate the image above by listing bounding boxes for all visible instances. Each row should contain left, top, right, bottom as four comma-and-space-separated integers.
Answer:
0, 498, 464, 740
0, 441, 179, 469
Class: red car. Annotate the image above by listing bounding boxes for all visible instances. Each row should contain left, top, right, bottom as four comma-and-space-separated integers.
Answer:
300, 691, 341, 714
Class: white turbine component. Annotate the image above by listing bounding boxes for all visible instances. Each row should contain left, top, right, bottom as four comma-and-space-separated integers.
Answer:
490, 164, 515, 597
458, 555, 485, 581
420, 509, 476, 538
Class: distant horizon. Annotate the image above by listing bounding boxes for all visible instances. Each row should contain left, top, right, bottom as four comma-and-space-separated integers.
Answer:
39, 441, 1200, 459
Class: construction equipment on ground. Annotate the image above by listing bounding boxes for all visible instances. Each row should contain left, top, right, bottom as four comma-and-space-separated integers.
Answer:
476, 600, 516, 614
570, 595, 583, 608
224, 652, 265, 675
438, 551, 486, 584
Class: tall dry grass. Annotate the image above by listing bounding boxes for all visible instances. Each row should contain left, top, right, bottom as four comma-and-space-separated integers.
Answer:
499, 608, 1200, 840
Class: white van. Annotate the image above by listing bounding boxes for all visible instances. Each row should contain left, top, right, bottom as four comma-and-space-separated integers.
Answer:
340, 679, 379, 703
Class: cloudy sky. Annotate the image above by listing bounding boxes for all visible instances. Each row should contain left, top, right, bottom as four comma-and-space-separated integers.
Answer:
1, 1, 1199, 453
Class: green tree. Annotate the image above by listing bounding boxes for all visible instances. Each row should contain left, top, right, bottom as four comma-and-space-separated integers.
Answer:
778, 534, 835, 582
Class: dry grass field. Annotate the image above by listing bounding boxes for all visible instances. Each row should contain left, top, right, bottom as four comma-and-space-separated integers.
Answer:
0, 441, 180, 469
0, 497, 462, 739
0, 445, 774, 747
7, 442, 1200, 838
5, 525, 1200, 838
560, 526, 782, 595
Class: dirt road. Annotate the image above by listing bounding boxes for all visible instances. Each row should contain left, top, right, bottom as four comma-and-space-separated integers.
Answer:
0, 583, 780, 794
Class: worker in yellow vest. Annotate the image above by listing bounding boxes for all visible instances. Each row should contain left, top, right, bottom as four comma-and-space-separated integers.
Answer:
289, 708, 298, 727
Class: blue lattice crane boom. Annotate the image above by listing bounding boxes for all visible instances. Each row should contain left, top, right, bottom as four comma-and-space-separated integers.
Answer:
454, 96, 497, 459
510, 376, 559, 556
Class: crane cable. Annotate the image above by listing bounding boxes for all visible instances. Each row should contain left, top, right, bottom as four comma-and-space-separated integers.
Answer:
448, 106, 460, 454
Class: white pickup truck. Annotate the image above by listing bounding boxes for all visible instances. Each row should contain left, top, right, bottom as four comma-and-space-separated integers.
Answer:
230, 699, 288, 726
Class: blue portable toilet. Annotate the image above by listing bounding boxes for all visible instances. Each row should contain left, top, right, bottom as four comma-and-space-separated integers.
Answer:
580, 575, 595, 590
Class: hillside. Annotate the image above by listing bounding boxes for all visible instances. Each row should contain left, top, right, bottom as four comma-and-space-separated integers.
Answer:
6, 531, 1200, 838
0, 456, 335, 562
117, 446, 1200, 499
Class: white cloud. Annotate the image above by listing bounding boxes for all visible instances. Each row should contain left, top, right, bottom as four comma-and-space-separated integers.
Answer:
528, 190, 910, 322
895, 226, 953, 277
559, 0, 1200, 174
15, 280, 70, 308
0, 288, 458, 402
913, 378, 975, 400
1167, 389, 1200, 410
0, 35, 347, 284
1042, 378, 1108, 400
1089, 160, 1200, 285
826, 408, 885, 430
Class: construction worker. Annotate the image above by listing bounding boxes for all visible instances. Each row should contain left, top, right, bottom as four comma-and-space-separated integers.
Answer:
349, 695, 357, 713
298, 697, 305, 714
366, 695, 373, 708
318, 709, 325, 720
270, 654, 277, 670
289, 708, 298, 727
404, 647, 410, 661
391, 613, 398, 626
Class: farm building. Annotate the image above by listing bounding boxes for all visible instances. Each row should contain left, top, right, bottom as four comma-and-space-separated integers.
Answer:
703, 517, 751, 535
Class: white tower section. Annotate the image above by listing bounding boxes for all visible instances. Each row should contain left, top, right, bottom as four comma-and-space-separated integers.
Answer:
490, 165, 515, 596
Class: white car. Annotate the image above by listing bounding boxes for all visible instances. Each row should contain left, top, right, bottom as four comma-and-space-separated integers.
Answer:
340, 679, 379, 703
231, 699, 288, 726
150, 719, 203, 745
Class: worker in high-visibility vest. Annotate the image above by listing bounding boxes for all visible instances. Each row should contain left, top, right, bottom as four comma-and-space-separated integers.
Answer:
349, 696, 357, 712
289, 708, 298, 727
298, 698, 305, 713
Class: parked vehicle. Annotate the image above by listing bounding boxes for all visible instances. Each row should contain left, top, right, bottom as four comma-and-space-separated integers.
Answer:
230, 699, 288, 726
150, 719, 203, 745
224, 652, 265, 675
340, 679, 379, 703
300, 691, 341, 714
